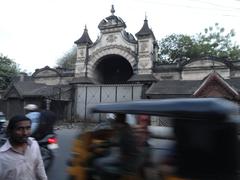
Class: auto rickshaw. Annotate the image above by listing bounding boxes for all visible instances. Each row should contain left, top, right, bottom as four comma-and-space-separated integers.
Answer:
67, 98, 240, 180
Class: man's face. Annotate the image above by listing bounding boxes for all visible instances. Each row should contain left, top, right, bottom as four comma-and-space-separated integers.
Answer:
10, 120, 31, 144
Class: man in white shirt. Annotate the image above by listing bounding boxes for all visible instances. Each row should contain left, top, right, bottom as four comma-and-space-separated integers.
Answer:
0, 115, 47, 180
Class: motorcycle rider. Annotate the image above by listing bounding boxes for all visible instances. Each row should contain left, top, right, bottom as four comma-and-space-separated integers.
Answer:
33, 109, 57, 141
24, 103, 58, 171
24, 104, 41, 134
24, 104, 57, 141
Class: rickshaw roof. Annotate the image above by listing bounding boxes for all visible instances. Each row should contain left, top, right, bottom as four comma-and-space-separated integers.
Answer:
91, 98, 239, 119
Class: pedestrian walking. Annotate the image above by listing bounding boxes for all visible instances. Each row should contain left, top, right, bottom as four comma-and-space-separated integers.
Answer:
0, 115, 48, 180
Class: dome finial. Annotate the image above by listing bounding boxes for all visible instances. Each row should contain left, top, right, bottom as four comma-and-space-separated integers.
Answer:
111, 4, 115, 15
145, 12, 147, 21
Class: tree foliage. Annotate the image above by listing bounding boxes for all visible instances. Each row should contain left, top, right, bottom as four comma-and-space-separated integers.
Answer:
56, 46, 77, 69
0, 54, 20, 89
158, 23, 240, 63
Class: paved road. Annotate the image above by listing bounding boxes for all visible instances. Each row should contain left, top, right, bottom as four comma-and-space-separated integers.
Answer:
1, 126, 173, 180
47, 128, 80, 180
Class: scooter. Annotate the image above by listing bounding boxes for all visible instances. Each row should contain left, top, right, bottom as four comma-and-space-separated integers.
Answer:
38, 133, 59, 171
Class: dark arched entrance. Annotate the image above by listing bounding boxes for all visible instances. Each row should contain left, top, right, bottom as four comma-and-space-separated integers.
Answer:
94, 55, 133, 84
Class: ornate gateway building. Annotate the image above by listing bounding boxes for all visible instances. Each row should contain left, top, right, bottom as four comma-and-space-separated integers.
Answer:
2, 6, 240, 122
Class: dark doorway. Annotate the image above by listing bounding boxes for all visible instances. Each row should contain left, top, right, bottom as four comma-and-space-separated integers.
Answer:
94, 55, 133, 84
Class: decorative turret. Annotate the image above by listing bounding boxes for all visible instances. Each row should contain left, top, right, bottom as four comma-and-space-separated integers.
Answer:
73, 26, 93, 83
135, 16, 157, 75
136, 17, 155, 39
74, 25, 93, 45
98, 5, 126, 33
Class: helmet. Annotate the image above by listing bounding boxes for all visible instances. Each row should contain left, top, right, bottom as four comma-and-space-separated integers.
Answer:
24, 104, 38, 111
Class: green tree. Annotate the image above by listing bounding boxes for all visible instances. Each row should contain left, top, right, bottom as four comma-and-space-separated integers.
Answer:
56, 46, 77, 69
158, 34, 195, 63
158, 23, 240, 63
0, 54, 20, 89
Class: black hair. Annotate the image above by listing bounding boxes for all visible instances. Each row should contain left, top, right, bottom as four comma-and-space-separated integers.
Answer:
7, 115, 31, 134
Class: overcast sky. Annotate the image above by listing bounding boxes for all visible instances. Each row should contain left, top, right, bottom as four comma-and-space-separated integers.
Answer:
0, 0, 240, 73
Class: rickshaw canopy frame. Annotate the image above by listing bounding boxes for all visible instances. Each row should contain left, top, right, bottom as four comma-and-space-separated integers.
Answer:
91, 98, 239, 120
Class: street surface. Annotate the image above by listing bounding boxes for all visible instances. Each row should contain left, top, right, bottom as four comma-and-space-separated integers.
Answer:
0, 126, 173, 180
46, 127, 174, 180
47, 128, 80, 180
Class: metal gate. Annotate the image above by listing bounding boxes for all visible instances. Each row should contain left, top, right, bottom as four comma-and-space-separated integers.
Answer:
75, 84, 143, 121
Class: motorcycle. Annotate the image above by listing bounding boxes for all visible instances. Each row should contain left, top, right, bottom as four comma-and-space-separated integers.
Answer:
38, 133, 59, 171
28, 109, 58, 171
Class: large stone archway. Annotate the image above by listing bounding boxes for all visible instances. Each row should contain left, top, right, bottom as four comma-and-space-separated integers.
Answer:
72, 6, 157, 121
88, 45, 136, 79
93, 54, 133, 84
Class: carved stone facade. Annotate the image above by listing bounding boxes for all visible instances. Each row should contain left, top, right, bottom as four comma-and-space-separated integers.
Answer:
2, 6, 240, 121
74, 6, 157, 84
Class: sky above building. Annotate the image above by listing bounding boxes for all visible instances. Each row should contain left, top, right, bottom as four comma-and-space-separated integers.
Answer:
0, 0, 240, 73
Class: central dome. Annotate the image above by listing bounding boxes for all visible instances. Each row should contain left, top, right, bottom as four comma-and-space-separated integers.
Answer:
98, 5, 126, 31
